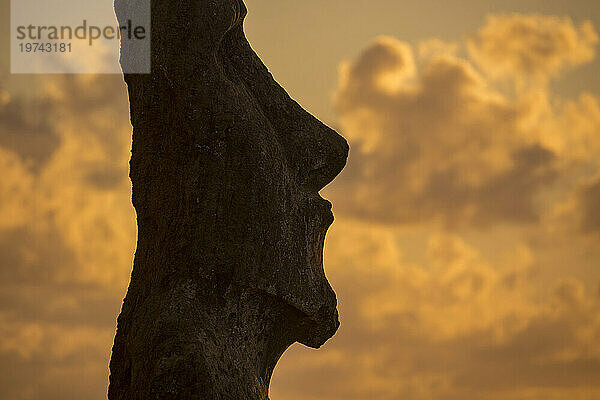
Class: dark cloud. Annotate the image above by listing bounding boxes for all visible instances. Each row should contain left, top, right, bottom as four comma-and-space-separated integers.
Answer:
578, 175, 600, 236
84, 163, 127, 190
0, 226, 121, 326
0, 95, 61, 168
0, 227, 75, 284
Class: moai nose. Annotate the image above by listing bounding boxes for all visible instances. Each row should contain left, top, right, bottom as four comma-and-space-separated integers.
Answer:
293, 113, 350, 193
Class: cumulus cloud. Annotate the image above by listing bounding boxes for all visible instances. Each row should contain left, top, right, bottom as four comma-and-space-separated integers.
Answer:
468, 14, 598, 84
329, 16, 600, 229
338, 36, 416, 97
304, 17, 600, 399
331, 35, 568, 227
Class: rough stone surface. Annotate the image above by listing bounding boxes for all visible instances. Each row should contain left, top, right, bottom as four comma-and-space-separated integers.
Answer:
108, 1, 348, 399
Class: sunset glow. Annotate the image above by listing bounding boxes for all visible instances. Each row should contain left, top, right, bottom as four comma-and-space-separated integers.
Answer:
1, 0, 599, 399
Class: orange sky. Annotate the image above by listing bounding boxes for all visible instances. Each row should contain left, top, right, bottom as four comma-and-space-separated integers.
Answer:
1, 1, 600, 399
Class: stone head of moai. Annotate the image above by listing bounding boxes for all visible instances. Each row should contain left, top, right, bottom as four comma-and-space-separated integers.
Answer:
109, 1, 348, 398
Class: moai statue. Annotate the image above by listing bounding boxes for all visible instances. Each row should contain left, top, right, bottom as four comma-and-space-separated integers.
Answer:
109, 1, 348, 399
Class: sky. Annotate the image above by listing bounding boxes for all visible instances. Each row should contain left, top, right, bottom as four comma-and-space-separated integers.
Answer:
1, 1, 600, 399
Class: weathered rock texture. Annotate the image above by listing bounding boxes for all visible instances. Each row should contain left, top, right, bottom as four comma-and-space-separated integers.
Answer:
108, 0, 349, 399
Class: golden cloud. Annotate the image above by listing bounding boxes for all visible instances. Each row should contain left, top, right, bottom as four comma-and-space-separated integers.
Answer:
330, 19, 600, 229
0, 75, 135, 399
271, 220, 600, 400
468, 14, 598, 84
332, 35, 568, 227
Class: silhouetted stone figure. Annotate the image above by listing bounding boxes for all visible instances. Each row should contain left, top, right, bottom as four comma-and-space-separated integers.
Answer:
108, 1, 348, 399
